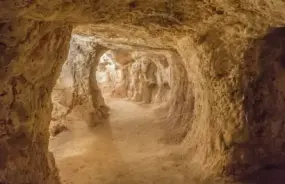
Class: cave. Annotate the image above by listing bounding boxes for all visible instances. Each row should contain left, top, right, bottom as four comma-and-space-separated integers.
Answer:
48, 35, 181, 183
1, 1, 285, 184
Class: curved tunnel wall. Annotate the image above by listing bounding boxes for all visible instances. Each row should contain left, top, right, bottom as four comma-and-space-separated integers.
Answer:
1, 1, 285, 183
111, 51, 174, 104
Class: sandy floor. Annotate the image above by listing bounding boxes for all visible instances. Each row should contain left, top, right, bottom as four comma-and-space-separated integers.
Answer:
49, 97, 200, 184
49, 96, 285, 184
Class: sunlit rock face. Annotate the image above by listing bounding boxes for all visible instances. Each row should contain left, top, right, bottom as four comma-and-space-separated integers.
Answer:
110, 64, 129, 98
51, 35, 109, 132
95, 51, 118, 95
1, 0, 285, 183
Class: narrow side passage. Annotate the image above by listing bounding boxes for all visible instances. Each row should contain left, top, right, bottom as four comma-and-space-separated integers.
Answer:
49, 97, 193, 184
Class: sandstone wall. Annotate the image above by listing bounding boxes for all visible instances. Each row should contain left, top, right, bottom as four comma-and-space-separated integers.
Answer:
110, 51, 172, 104
1, 0, 285, 183
51, 35, 109, 132
0, 20, 72, 183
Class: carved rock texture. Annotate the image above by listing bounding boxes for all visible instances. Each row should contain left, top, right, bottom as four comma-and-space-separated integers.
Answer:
108, 51, 171, 104
1, 0, 285, 183
0, 20, 71, 183
51, 35, 109, 130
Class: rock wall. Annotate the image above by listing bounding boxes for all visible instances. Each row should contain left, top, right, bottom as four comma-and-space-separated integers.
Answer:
242, 28, 285, 174
110, 51, 172, 104
0, 20, 72, 183
51, 35, 109, 132
174, 27, 285, 177
108, 63, 129, 98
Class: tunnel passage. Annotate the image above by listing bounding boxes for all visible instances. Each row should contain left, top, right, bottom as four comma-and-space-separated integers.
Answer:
47, 27, 285, 184
96, 50, 117, 95
96, 49, 172, 104
49, 34, 185, 138
47, 34, 194, 184
1, 1, 285, 184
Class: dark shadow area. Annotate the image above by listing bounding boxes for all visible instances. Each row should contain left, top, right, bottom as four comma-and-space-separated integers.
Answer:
238, 27, 285, 183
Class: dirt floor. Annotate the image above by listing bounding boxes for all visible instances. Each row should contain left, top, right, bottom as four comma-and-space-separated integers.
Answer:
49, 94, 285, 184
49, 96, 201, 184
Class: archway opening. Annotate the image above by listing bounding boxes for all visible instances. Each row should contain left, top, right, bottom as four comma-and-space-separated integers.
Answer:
96, 50, 118, 97
47, 34, 191, 184
95, 49, 172, 104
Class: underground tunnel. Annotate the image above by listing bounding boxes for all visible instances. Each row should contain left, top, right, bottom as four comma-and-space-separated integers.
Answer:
1, 1, 285, 184
49, 34, 183, 183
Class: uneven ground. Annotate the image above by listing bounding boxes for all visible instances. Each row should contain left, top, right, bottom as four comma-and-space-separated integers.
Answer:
49, 94, 285, 184
49, 96, 197, 184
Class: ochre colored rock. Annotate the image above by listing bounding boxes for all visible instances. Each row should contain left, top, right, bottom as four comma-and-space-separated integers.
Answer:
1, 0, 285, 183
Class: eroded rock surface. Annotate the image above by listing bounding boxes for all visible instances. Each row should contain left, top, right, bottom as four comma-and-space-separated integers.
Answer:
1, 0, 285, 183
100, 50, 172, 104
0, 21, 72, 184
51, 35, 109, 131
